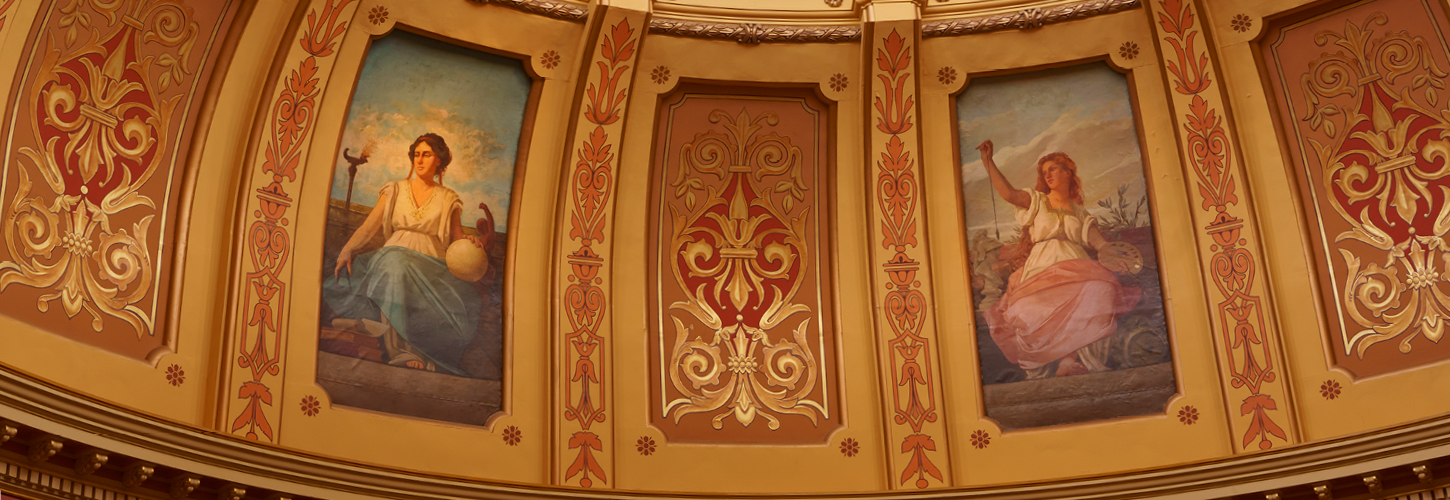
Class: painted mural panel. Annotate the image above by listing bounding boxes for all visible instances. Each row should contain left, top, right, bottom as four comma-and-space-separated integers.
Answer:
647, 86, 840, 443
957, 62, 1175, 430
1263, 0, 1450, 377
0, 0, 240, 359
316, 31, 530, 425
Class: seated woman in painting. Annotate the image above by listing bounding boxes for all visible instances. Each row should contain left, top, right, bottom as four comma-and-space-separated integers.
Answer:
976, 140, 1141, 379
323, 133, 487, 375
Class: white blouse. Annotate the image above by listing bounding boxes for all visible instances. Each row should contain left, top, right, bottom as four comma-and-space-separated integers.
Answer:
377, 180, 462, 259
1014, 190, 1098, 282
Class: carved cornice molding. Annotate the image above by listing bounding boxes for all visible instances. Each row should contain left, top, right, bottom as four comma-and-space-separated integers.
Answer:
648, 18, 861, 44
3, 364, 1450, 499
465, 0, 588, 22
922, 0, 1140, 38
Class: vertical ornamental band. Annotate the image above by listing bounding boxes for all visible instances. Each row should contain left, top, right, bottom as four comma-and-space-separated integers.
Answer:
555, 10, 643, 488
866, 24, 951, 489
224, 0, 359, 443
1146, 0, 1297, 451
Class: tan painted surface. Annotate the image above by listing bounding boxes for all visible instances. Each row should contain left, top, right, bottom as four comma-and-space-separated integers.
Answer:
0, 0, 1448, 496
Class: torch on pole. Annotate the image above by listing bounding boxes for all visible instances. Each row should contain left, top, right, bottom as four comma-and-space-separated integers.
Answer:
342, 148, 370, 212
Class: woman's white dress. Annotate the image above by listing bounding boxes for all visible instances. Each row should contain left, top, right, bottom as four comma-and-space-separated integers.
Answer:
985, 191, 1141, 375
322, 180, 481, 376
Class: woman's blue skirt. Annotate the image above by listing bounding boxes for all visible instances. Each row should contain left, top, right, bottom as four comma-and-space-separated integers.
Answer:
322, 246, 481, 376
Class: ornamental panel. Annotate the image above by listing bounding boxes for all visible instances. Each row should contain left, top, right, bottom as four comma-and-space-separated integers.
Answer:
647, 86, 840, 443
1261, 0, 1450, 377
0, 0, 241, 359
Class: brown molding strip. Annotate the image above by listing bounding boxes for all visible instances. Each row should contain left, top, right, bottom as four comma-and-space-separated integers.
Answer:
4, 363, 1450, 499
465, 0, 588, 22
647, 18, 861, 44
922, 0, 1140, 38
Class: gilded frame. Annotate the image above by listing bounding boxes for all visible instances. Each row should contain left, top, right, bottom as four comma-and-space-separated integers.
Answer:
919, 7, 1234, 484
255, 0, 582, 482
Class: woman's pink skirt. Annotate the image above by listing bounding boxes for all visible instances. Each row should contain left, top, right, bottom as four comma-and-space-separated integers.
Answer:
985, 258, 1142, 370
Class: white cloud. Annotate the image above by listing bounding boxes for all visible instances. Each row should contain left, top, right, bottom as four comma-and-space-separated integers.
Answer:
958, 105, 1149, 231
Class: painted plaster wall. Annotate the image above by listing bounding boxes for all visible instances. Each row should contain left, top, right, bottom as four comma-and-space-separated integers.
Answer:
0, 0, 1447, 496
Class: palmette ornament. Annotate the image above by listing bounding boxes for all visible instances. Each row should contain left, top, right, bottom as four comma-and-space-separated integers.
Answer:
664, 109, 825, 430
2, 0, 204, 338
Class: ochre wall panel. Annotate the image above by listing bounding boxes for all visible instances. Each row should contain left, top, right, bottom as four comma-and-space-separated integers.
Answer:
1147, 0, 1300, 453
257, 0, 579, 483
922, 7, 1233, 485
222, 0, 362, 445
0, 0, 241, 359
1220, 0, 1450, 442
552, 5, 646, 488
1261, 0, 1450, 377
646, 86, 841, 444
610, 30, 883, 494
865, 6, 952, 489
5, 0, 1450, 498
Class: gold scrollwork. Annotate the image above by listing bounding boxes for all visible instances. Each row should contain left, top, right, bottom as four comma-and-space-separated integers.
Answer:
0, 0, 199, 337
1300, 13, 1450, 356
662, 109, 825, 430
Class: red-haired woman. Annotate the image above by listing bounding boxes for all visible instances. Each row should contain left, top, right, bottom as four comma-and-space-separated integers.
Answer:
977, 140, 1141, 378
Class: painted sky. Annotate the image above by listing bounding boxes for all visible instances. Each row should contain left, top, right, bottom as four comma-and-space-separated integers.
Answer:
957, 62, 1148, 235
330, 31, 530, 231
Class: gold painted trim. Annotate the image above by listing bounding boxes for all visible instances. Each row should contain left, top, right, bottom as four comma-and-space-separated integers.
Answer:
922, 0, 1140, 38
464, 0, 588, 22
5, 360, 1450, 498
647, 18, 861, 44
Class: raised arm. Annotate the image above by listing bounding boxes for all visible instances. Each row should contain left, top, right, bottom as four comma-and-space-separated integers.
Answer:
334, 191, 390, 279
976, 140, 1031, 209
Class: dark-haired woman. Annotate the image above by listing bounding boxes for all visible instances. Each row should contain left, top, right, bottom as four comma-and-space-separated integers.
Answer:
324, 133, 485, 375
977, 140, 1141, 379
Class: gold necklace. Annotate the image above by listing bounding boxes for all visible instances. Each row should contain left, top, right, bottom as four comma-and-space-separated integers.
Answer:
409, 181, 437, 220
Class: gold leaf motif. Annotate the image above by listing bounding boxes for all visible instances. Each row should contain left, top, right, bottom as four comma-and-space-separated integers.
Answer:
663, 109, 823, 430
0, 0, 201, 338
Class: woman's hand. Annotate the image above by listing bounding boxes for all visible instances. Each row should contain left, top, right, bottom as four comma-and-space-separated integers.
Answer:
334, 248, 354, 280
466, 235, 486, 249
977, 140, 995, 162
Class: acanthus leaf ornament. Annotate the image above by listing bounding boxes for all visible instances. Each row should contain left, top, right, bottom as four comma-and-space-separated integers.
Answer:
869, 27, 945, 488
663, 109, 824, 431
1152, 0, 1293, 450
559, 16, 639, 488
1298, 13, 1450, 357
1, 0, 202, 338
228, 0, 358, 442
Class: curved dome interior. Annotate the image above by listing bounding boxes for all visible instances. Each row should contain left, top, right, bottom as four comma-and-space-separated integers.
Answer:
0, 0, 1446, 499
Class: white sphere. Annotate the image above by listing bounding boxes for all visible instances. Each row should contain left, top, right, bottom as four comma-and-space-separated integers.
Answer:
445, 240, 489, 282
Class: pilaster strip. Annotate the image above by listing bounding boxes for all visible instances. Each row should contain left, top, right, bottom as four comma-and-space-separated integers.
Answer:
223, 0, 360, 443
866, 23, 951, 489
1145, 0, 1297, 452
554, 9, 644, 488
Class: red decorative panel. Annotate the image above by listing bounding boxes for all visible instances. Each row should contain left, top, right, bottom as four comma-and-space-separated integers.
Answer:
867, 27, 950, 488
226, 0, 359, 442
1149, 0, 1296, 451
556, 14, 642, 488
647, 86, 840, 443
0, 0, 241, 359
1262, 0, 1450, 377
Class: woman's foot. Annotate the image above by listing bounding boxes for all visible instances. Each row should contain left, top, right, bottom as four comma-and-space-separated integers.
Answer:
388, 352, 436, 372
331, 318, 367, 334
1055, 354, 1090, 377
